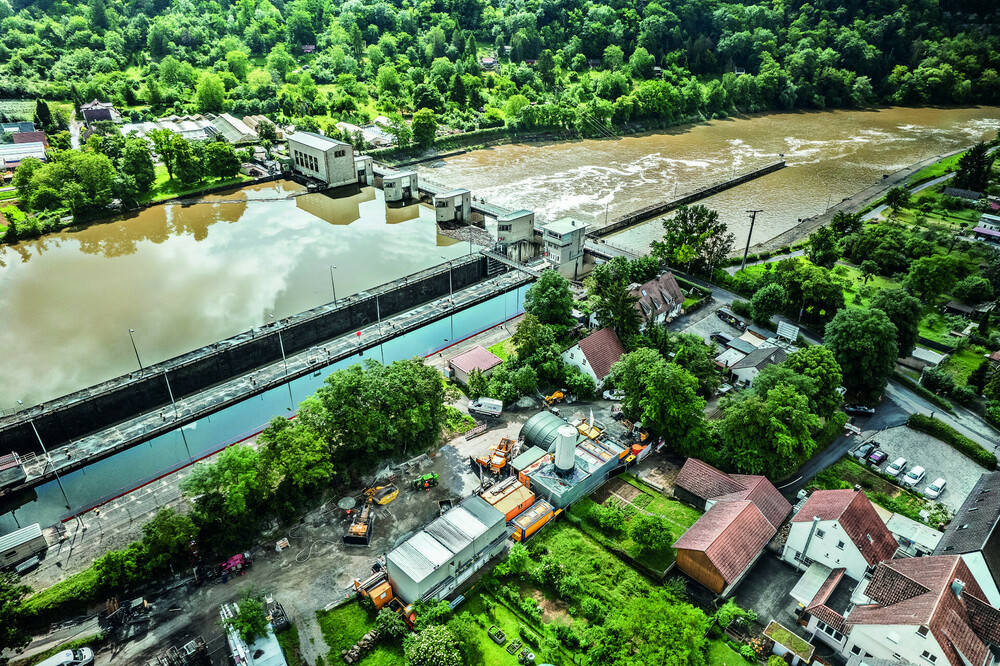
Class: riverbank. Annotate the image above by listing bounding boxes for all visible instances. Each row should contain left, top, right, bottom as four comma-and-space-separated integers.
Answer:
749, 145, 973, 254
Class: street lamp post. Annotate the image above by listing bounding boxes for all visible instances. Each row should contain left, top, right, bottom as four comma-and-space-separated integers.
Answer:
163, 369, 192, 459
440, 257, 455, 341
27, 416, 82, 530
329, 265, 338, 305
128, 328, 143, 374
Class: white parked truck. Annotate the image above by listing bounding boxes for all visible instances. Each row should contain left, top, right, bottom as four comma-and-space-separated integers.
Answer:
468, 397, 503, 418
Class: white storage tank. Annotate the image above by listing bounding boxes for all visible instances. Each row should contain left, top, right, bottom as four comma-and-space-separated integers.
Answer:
555, 425, 577, 473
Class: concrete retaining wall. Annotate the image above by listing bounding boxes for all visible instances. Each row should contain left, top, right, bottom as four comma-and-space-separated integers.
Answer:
0, 257, 491, 454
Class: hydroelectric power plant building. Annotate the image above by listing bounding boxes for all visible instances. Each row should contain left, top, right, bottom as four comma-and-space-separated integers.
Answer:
287, 131, 356, 187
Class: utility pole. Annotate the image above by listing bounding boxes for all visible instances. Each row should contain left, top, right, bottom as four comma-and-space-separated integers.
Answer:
740, 209, 763, 272
329, 265, 337, 305
128, 328, 143, 374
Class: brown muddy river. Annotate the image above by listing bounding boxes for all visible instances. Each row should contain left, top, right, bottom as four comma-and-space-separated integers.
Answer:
0, 182, 469, 405
423, 107, 1000, 251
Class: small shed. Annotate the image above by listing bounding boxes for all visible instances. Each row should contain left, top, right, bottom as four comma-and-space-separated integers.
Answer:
0, 523, 47, 569
448, 345, 502, 385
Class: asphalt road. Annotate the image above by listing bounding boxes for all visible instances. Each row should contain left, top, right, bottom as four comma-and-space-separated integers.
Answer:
863, 173, 956, 221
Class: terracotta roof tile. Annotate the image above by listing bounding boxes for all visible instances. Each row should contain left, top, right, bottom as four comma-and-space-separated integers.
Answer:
794, 489, 897, 565
676, 459, 746, 500
448, 345, 502, 375
726, 475, 792, 529
673, 500, 775, 584
629, 272, 685, 323
576, 328, 625, 382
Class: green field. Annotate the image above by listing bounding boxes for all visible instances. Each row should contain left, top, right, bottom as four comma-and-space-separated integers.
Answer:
620, 474, 703, 531
139, 164, 252, 203
315, 601, 404, 665
907, 152, 963, 186
708, 640, 752, 666
939, 345, 989, 384
487, 337, 514, 361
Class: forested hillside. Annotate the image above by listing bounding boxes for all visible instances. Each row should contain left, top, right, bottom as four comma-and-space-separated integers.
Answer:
1, 0, 999, 136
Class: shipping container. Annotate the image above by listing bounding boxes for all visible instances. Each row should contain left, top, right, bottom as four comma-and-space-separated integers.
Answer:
512, 500, 556, 542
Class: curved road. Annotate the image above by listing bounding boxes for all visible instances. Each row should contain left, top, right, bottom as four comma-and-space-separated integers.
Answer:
863, 172, 956, 220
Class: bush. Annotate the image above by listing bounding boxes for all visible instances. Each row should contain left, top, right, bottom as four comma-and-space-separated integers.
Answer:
739, 644, 756, 660
588, 502, 626, 538
952, 384, 980, 405
920, 367, 955, 396
907, 413, 997, 469
730, 299, 753, 319
769, 656, 787, 666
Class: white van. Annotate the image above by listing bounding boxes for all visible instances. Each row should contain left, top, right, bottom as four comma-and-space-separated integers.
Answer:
37, 648, 94, 666
468, 397, 502, 418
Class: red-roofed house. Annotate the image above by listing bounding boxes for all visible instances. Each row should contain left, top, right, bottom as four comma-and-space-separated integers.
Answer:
448, 345, 503, 385
674, 458, 791, 529
561, 327, 625, 389
672, 459, 792, 596
629, 272, 686, 326
782, 489, 899, 581
841, 556, 1000, 666
674, 499, 779, 596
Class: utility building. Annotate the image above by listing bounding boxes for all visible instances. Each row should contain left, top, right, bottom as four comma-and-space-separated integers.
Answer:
354, 155, 373, 186
383, 171, 419, 202
386, 495, 507, 604
433, 189, 472, 223
497, 210, 536, 261
540, 218, 588, 279
287, 131, 355, 187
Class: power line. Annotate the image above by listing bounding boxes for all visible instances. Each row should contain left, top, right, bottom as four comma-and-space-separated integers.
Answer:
739, 209, 763, 272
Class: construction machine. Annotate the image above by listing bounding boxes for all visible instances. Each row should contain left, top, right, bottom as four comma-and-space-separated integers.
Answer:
343, 501, 374, 546
621, 419, 649, 443
364, 484, 399, 505
475, 437, 518, 474
412, 473, 439, 490
544, 389, 567, 405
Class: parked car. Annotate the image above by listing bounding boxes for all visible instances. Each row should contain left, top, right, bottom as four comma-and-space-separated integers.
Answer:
602, 389, 626, 401
852, 442, 876, 460
867, 450, 888, 467
924, 478, 947, 499
885, 457, 907, 477
37, 649, 94, 666
710, 331, 733, 345
716, 383, 734, 397
844, 404, 876, 416
716, 308, 746, 331
901, 466, 926, 488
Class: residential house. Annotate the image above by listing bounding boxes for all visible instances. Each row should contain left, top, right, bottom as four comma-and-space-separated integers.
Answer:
628, 272, 685, 327
80, 99, 120, 125
448, 345, 503, 386
561, 327, 625, 390
672, 458, 792, 596
973, 213, 1000, 244
729, 346, 788, 387
842, 556, 1000, 666
782, 488, 898, 581
934, 471, 1000, 606
12, 131, 47, 147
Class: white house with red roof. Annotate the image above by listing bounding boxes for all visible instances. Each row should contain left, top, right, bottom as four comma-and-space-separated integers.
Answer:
561, 327, 625, 390
782, 488, 899, 581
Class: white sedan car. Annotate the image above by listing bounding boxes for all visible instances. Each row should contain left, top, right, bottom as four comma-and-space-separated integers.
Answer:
602, 389, 626, 401
901, 466, 926, 488
924, 478, 947, 499
885, 457, 907, 478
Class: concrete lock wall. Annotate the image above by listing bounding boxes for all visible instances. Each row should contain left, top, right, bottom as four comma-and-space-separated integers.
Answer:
0, 257, 491, 454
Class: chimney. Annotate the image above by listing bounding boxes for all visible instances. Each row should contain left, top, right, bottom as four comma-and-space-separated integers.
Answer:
854, 484, 862, 492
952, 579, 965, 599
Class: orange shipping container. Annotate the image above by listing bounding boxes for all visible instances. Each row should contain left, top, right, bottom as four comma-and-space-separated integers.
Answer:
512, 500, 555, 542
480, 479, 536, 522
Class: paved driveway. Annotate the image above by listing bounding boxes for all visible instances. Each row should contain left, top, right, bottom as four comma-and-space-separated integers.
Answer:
732, 553, 807, 636
855, 424, 987, 512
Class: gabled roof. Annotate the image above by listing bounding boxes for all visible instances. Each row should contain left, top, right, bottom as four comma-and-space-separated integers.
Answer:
807, 567, 849, 632
575, 328, 625, 381
675, 459, 791, 528
81, 99, 115, 110
935, 471, 1000, 556
848, 556, 1000, 666
11, 131, 46, 146
672, 500, 775, 584
731, 346, 787, 371
449, 345, 502, 375
288, 130, 349, 151
793, 489, 897, 565
628, 272, 685, 322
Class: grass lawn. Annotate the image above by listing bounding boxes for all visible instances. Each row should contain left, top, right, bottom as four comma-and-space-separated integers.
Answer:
939, 345, 988, 384
707, 640, 752, 666
139, 164, 252, 203
916, 307, 964, 348
315, 600, 403, 665
459, 590, 565, 665
907, 152, 963, 186
487, 337, 514, 361
275, 625, 302, 666
620, 474, 702, 532
831, 264, 899, 309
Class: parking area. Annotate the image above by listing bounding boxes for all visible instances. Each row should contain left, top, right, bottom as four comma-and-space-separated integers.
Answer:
732, 553, 810, 640
852, 424, 985, 512
674, 300, 746, 346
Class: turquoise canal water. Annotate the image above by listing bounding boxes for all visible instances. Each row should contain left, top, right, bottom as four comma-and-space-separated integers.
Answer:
0, 285, 528, 532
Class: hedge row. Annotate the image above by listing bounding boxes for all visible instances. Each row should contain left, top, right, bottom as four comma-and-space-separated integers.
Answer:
907, 413, 997, 469
892, 371, 955, 414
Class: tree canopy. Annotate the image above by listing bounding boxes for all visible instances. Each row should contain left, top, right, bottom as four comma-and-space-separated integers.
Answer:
825, 307, 899, 403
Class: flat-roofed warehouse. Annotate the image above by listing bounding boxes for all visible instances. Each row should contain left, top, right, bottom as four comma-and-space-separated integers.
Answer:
286, 131, 356, 188
386, 495, 508, 604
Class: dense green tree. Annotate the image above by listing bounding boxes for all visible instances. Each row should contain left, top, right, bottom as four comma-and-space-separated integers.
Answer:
651, 205, 734, 275
782, 345, 844, 418
884, 186, 910, 213
953, 142, 995, 192
869, 288, 922, 357
968, 360, 990, 394
140, 508, 196, 575
610, 348, 707, 454
148, 128, 179, 181
224, 588, 269, 643
0, 572, 31, 665
258, 416, 334, 489
205, 141, 241, 179
903, 255, 959, 301
196, 72, 226, 112
524, 270, 574, 327
226, 51, 250, 81
860, 260, 879, 284
750, 283, 786, 323
830, 211, 864, 235
121, 136, 156, 192
807, 225, 841, 268
825, 307, 899, 402
412, 108, 437, 147
643, 328, 721, 396
404, 626, 462, 666
173, 137, 206, 186
953, 275, 994, 305
629, 514, 672, 554
182, 445, 275, 516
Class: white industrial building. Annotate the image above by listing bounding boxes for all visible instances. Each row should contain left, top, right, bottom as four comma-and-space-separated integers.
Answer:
354, 155, 373, 186
433, 189, 472, 223
383, 171, 419, 202
386, 495, 507, 604
540, 217, 588, 279
496, 209, 536, 261
287, 131, 356, 187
